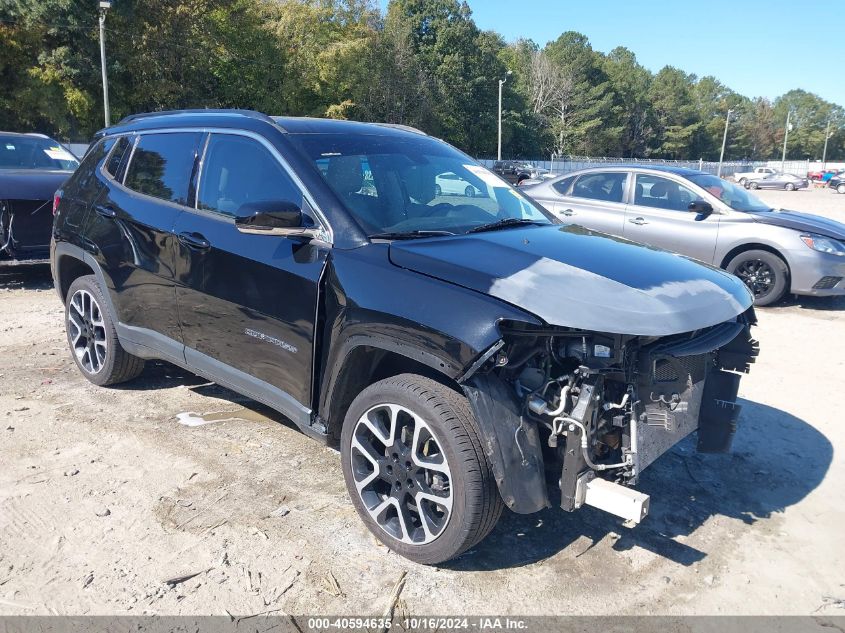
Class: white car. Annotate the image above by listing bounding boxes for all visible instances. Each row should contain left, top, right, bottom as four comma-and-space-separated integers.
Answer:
435, 172, 483, 197
732, 167, 777, 186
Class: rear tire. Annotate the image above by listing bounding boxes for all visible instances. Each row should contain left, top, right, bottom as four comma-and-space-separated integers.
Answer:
785, 183, 795, 191
738, 177, 747, 186
838, 184, 845, 194
340, 374, 503, 564
726, 249, 788, 307
64, 275, 145, 386
435, 184, 442, 197
464, 185, 475, 198
749, 181, 759, 189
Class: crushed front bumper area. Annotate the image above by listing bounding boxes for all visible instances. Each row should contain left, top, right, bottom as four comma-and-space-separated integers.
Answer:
462, 313, 759, 523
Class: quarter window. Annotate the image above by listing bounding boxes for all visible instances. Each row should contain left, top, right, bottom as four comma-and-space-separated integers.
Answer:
198, 134, 302, 218
124, 132, 201, 205
571, 172, 627, 203
634, 174, 697, 212
105, 136, 130, 179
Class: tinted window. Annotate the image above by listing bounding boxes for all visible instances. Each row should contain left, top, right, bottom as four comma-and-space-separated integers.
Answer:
70, 137, 114, 190
197, 134, 301, 217
0, 135, 79, 171
552, 175, 577, 196
105, 136, 131, 178
124, 132, 201, 205
571, 172, 627, 203
634, 174, 697, 212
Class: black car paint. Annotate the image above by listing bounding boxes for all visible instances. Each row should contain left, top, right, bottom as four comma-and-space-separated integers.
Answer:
1, 169, 71, 261
52, 111, 755, 516
746, 208, 845, 240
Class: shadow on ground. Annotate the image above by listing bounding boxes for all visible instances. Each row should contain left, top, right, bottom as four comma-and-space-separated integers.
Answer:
446, 398, 832, 571
0, 263, 52, 291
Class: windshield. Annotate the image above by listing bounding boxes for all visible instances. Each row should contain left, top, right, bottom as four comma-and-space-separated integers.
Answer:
289, 133, 552, 236
0, 135, 79, 171
687, 174, 772, 212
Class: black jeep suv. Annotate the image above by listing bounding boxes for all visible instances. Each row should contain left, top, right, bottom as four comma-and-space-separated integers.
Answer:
52, 110, 758, 564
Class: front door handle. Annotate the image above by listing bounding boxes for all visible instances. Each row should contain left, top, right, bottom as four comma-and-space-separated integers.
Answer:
628, 217, 648, 226
94, 204, 117, 219
178, 232, 211, 250
560, 208, 576, 217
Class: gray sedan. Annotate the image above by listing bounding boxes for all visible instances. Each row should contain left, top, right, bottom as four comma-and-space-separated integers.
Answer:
523, 165, 845, 305
746, 172, 809, 191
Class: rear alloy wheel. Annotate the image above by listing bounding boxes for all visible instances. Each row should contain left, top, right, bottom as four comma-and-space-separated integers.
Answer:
464, 185, 475, 198
341, 374, 502, 564
838, 184, 845, 194
749, 181, 759, 189
65, 275, 145, 386
738, 177, 747, 186
785, 182, 795, 191
727, 249, 788, 307
435, 184, 442, 197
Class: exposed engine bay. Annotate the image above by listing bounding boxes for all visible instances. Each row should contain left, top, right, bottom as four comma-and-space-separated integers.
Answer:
462, 310, 759, 524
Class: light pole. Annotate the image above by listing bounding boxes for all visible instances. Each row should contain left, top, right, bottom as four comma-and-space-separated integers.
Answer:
821, 120, 833, 169
98, 1, 112, 127
497, 70, 511, 161
717, 108, 733, 178
781, 109, 793, 172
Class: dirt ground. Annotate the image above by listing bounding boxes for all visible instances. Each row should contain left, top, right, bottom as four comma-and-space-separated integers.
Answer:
1, 187, 844, 617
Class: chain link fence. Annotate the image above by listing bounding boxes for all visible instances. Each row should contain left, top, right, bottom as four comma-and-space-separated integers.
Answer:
476, 156, 770, 178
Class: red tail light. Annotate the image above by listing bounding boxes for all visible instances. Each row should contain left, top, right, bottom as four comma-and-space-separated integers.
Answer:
52, 191, 62, 216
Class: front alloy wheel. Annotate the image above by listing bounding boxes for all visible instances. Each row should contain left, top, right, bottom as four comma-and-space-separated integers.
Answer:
350, 403, 453, 545
727, 249, 788, 307
341, 374, 502, 564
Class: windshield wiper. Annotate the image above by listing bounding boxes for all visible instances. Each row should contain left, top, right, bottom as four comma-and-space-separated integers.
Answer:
369, 230, 456, 240
466, 218, 545, 234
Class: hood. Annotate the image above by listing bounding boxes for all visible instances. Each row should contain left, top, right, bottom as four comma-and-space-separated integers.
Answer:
0, 169, 72, 201
747, 209, 845, 240
389, 225, 752, 336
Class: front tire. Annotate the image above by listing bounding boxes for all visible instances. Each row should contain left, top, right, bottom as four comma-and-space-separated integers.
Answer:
727, 249, 788, 307
340, 374, 503, 564
64, 275, 145, 386
738, 177, 747, 186
464, 185, 475, 198
785, 183, 795, 191
434, 184, 442, 197
838, 184, 845, 194
749, 181, 759, 189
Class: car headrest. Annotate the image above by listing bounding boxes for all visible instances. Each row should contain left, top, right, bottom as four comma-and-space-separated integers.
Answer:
326, 156, 363, 195
649, 181, 668, 198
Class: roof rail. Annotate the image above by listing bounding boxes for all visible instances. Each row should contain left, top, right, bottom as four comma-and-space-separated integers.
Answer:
116, 109, 277, 127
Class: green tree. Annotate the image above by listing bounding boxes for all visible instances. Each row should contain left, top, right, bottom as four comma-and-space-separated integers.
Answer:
647, 66, 701, 158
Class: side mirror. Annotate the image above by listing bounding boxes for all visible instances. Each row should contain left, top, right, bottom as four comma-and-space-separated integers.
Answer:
688, 200, 714, 220
235, 200, 320, 239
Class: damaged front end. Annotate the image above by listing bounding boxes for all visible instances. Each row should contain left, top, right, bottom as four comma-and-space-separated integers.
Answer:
462, 311, 759, 524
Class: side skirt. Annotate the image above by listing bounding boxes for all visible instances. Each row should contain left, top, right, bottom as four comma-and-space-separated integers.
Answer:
116, 323, 327, 442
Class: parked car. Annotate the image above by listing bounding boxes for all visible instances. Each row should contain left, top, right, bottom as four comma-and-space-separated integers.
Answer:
732, 166, 777, 186
491, 160, 548, 185
523, 165, 845, 306
1, 132, 79, 265
829, 172, 845, 194
435, 171, 483, 197
807, 169, 838, 182
744, 172, 808, 191
52, 110, 758, 564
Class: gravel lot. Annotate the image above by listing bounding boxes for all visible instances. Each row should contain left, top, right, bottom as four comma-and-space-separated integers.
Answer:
1, 186, 844, 617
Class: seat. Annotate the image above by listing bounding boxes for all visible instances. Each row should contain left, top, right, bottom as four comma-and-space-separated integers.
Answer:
326, 156, 385, 230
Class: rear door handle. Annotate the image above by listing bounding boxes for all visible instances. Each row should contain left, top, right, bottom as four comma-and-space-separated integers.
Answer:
628, 217, 648, 226
560, 208, 576, 217
94, 204, 117, 219
178, 232, 211, 250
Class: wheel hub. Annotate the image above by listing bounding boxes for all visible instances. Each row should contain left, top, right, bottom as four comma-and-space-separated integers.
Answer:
67, 288, 108, 374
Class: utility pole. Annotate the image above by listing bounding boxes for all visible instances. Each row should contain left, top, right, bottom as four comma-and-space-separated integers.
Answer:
821, 120, 832, 169
717, 108, 732, 178
781, 109, 792, 172
98, 1, 112, 127
497, 70, 511, 161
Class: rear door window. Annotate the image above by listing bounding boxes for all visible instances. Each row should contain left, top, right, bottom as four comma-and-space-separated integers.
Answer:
124, 132, 201, 205
105, 136, 131, 179
552, 175, 577, 196
571, 172, 627, 203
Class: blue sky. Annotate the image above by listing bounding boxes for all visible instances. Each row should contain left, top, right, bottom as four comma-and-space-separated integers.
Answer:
378, 0, 842, 107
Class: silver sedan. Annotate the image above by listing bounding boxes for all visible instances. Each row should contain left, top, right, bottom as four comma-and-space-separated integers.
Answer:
746, 172, 809, 191
523, 166, 845, 306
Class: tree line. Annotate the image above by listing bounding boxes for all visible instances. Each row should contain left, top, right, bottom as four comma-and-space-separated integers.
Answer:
2, 0, 843, 161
